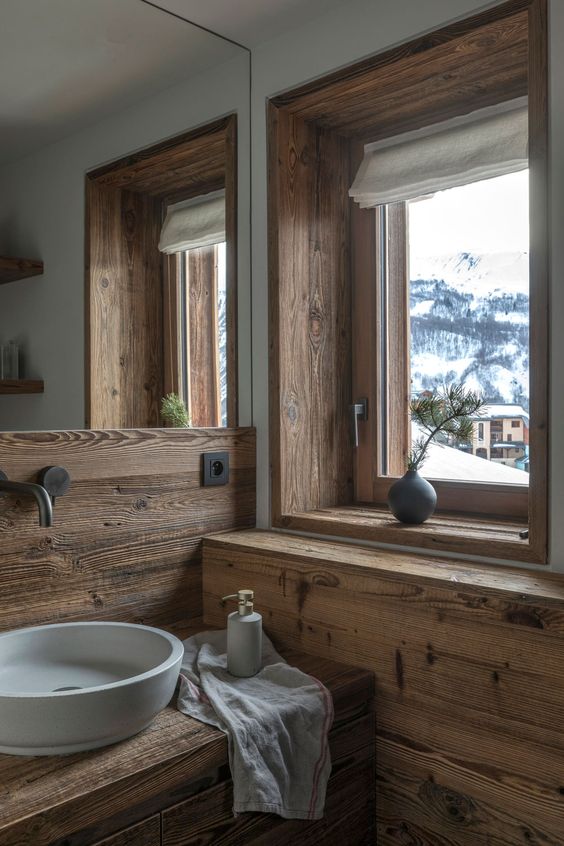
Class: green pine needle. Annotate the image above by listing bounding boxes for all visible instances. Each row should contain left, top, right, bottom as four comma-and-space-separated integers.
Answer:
160, 393, 191, 428
407, 383, 485, 471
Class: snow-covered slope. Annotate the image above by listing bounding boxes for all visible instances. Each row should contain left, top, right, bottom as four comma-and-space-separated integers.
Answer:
410, 250, 529, 410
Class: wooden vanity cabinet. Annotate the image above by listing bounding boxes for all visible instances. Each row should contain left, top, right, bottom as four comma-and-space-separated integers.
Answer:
92, 816, 161, 846
1, 652, 375, 846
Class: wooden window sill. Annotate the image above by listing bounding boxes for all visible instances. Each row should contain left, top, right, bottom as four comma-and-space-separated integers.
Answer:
274, 505, 543, 565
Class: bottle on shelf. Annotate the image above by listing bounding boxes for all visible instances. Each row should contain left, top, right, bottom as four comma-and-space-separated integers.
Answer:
0, 340, 19, 380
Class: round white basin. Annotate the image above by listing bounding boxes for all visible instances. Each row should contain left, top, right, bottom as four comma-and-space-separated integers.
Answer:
0, 621, 184, 755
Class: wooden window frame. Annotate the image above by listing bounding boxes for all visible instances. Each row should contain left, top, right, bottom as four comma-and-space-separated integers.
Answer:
164, 244, 224, 428
352, 193, 530, 523
268, 0, 548, 564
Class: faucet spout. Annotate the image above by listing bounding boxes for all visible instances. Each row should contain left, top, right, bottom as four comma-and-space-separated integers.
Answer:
0, 480, 53, 527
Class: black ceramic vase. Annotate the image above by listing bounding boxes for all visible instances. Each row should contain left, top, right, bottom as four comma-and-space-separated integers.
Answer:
387, 470, 437, 524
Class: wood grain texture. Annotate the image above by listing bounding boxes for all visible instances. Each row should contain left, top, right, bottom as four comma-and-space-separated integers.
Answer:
186, 246, 221, 427
87, 114, 238, 429
87, 118, 230, 198
91, 816, 160, 846
279, 504, 535, 564
202, 530, 564, 844
269, 109, 352, 521
162, 728, 374, 845
0, 428, 255, 632
0, 255, 43, 284
0, 379, 44, 394
0, 641, 374, 846
272, 5, 529, 141
87, 185, 163, 428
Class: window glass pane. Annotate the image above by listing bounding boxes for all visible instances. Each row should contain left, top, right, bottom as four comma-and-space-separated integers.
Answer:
217, 242, 228, 427
408, 170, 529, 483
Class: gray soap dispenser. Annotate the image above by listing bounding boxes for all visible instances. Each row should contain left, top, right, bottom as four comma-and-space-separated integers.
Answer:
222, 589, 262, 677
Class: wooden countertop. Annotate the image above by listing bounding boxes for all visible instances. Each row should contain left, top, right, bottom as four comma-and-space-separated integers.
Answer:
0, 629, 374, 846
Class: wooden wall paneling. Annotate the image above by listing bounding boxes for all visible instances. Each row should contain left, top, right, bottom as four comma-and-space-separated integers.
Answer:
269, 108, 353, 522
272, 6, 529, 140
87, 185, 163, 429
88, 118, 229, 196
86, 182, 123, 429
186, 246, 220, 427
270, 108, 313, 518
202, 531, 564, 844
121, 189, 164, 428
0, 428, 255, 633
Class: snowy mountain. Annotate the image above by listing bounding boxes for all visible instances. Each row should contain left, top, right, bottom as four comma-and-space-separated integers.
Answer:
410, 251, 529, 410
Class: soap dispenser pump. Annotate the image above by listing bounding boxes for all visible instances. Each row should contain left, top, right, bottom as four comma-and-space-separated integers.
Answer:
222, 589, 262, 677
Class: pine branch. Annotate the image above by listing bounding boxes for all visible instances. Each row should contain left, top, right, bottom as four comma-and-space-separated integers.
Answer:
408, 383, 484, 471
160, 393, 191, 428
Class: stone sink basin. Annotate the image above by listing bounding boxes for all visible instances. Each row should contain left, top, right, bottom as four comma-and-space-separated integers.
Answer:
0, 621, 184, 755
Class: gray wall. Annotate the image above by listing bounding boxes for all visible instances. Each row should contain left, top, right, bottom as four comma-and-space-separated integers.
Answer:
0, 50, 251, 430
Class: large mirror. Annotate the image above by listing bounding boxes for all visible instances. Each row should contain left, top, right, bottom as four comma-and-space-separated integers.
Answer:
0, 0, 250, 430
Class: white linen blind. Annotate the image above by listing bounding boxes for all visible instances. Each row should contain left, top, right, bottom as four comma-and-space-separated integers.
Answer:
159, 189, 225, 254
349, 100, 528, 208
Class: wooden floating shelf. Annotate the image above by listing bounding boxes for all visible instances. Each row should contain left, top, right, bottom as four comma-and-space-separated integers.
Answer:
0, 256, 43, 285
0, 379, 44, 395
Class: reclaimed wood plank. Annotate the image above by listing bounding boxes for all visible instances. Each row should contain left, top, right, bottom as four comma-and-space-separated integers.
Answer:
203, 530, 564, 843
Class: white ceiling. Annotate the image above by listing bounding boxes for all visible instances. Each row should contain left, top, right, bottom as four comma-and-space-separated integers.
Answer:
0, 0, 239, 165
154, 0, 350, 47
0, 0, 348, 166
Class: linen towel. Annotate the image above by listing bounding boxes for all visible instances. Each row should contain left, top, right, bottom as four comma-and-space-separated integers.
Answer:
176, 629, 334, 820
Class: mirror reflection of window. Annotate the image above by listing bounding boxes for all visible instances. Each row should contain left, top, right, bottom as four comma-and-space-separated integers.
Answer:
159, 191, 227, 427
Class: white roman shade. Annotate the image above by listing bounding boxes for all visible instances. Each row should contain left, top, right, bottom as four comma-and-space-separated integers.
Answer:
349, 100, 528, 208
158, 190, 225, 254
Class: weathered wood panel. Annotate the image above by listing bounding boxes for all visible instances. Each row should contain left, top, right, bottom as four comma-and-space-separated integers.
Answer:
87, 184, 163, 429
0, 428, 255, 632
88, 118, 229, 197
269, 109, 352, 521
186, 246, 220, 427
203, 530, 564, 844
272, 7, 529, 141
92, 816, 160, 846
162, 732, 374, 845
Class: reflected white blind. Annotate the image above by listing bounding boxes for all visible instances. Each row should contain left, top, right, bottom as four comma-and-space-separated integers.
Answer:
159, 190, 225, 254
349, 101, 528, 208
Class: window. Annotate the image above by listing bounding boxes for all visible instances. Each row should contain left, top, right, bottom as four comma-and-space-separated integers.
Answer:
350, 99, 536, 520
161, 189, 234, 427
268, 0, 547, 563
